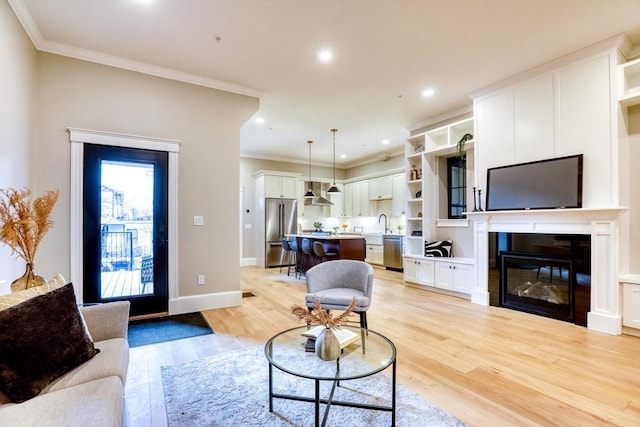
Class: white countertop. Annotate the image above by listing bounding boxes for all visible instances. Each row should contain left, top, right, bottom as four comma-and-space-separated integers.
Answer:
286, 233, 365, 240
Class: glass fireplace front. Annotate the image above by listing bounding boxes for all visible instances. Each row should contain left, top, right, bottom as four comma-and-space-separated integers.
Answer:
500, 251, 574, 322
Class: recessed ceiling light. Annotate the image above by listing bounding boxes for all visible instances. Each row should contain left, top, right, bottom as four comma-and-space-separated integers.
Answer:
340, 153, 347, 159
255, 117, 265, 124
318, 50, 333, 62
382, 139, 390, 145
422, 89, 435, 97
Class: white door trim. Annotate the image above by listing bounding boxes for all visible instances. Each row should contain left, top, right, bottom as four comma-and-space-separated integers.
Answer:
68, 128, 180, 304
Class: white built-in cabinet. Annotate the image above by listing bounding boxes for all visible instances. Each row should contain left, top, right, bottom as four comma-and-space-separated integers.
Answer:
622, 281, 640, 331
404, 255, 473, 296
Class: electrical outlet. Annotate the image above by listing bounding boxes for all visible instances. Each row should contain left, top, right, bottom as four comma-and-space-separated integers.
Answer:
197, 274, 205, 285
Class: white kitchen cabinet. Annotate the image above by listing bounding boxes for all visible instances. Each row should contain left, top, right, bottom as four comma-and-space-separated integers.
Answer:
434, 259, 474, 294
328, 183, 345, 217
392, 173, 405, 216
344, 182, 354, 217
369, 176, 392, 200
351, 180, 370, 217
366, 244, 384, 265
264, 174, 297, 198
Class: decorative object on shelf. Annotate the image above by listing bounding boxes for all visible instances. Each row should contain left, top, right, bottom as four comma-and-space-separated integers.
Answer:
414, 143, 424, 153
411, 230, 422, 236
477, 189, 484, 212
472, 187, 479, 212
417, 211, 423, 218
456, 133, 473, 158
313, 221, 323, 232
415, 190, 422, 199
290, 297, 358, 361
418, 168, 422, 180
0, 188, 59, 292
304, 141, 315, 198
327, 129, 341, 193
410, 165, 418, 181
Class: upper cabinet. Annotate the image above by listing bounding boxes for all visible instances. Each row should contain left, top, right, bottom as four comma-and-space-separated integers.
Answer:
263, 174, 298, 198
369, 176, 393, 200
619, 56, 640, 107
392, 173, 405, 216
327, 184, 346, 217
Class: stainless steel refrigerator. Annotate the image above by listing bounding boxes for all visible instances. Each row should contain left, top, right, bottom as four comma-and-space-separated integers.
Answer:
264, 198, 298, 267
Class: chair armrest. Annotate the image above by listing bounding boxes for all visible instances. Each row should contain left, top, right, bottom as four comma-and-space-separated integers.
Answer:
80, 301, 130, 342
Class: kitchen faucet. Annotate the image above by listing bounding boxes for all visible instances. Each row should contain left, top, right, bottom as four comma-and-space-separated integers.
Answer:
378, 213, 390, 233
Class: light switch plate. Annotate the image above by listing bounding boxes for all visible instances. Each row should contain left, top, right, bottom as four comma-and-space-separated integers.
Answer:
193, 216, 204, 226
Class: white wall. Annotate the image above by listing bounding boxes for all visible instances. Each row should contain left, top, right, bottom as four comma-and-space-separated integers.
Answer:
0, 0, 37, 292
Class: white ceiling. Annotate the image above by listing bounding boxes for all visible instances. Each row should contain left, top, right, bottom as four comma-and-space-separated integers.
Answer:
10, 0, 640, 168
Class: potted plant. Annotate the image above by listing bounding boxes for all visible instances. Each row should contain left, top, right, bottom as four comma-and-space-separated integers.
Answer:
291, 297, 358, 360
313, 221, 322, 232
0, 188, 59, 291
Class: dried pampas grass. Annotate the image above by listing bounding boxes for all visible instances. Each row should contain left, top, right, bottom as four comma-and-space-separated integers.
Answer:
0, 188, 59, 265
290, 296, 358, 329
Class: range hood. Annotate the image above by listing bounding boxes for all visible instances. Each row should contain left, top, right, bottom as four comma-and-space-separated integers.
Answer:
303, 182, 333, 206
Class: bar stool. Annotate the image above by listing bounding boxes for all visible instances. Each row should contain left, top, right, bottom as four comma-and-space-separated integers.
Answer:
280, 239, 294, 275
300, 238, 315, 276
290, 238, 303, 279
313, 241, 339, 264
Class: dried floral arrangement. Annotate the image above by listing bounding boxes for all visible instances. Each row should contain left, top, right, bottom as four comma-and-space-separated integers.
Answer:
0, 188, 60, 265
290, 296, 358, 329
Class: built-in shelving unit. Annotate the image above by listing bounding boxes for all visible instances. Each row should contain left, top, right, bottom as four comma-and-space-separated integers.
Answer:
619, 56, 640, 107
404, 116, 475, 257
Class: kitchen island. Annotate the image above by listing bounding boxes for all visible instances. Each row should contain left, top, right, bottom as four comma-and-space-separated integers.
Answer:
286, 234, 366, 262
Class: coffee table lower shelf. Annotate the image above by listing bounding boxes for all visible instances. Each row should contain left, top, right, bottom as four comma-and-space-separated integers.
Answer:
267, 359, 396, 427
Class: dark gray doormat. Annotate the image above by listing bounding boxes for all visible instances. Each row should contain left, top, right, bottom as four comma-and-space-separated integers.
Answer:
128, 312, 214, 347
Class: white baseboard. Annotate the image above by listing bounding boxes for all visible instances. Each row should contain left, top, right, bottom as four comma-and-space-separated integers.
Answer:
241, 257, 256, 266
168, 290, 242, 315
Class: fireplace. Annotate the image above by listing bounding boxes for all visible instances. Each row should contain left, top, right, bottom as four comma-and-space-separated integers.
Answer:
490, 232, 591, 326
501, 252, 574, 322
469, 208, 623, 335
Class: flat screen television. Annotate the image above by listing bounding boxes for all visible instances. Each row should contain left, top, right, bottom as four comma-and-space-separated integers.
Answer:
486, 154, 583, 211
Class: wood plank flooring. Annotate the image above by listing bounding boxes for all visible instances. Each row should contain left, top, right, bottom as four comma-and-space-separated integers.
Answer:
123, 265, 640, 427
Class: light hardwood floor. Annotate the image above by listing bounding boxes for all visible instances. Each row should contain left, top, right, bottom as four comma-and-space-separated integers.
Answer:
124, 265, 640, 427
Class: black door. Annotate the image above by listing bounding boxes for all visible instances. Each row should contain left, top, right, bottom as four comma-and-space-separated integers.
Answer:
83, 144, 168, 316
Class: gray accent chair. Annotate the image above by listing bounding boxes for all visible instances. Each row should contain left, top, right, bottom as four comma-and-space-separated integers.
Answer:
305, 260, 374, 350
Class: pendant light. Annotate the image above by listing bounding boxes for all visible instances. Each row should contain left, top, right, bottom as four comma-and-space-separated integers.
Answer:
327, 128, 341, 193
304, 140, 315, 198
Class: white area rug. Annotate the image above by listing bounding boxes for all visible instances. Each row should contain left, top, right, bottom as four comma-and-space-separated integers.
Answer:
161, 346, 465, 426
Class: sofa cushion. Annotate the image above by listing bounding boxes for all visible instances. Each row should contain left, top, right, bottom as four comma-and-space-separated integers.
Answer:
0, 283, 99, 402
0, 376, 123, 427
0, 273, 66, 311
43, 337, 129, 393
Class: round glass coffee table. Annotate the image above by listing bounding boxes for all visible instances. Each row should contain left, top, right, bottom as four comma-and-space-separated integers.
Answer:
264, 325, 397, 426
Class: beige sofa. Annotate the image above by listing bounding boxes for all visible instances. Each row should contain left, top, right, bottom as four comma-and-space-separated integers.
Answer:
0, 301, 130, 427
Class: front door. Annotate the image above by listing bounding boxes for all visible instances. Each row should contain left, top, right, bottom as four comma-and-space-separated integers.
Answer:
83, 144, 168, 316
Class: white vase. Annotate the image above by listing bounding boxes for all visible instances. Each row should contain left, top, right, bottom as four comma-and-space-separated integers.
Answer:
315, 327, 340, 361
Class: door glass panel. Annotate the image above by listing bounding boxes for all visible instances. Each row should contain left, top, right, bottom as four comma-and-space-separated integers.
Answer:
100, 160, 154, 299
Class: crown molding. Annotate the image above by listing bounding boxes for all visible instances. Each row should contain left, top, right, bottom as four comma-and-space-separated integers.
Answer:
7, 0, 263, 98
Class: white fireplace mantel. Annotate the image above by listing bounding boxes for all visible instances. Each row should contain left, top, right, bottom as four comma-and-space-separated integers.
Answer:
467, 207, 626, 335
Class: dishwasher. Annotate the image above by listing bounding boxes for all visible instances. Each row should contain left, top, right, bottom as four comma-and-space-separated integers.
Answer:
383, 235, 403, 272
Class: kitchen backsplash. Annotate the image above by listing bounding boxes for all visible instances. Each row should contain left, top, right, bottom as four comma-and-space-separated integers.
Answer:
298, 200, 405, 234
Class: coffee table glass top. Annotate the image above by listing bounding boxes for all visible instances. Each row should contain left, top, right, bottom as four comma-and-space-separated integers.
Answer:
264, 325, 396, 381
